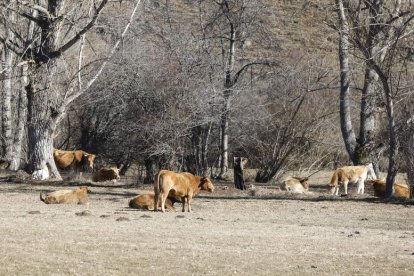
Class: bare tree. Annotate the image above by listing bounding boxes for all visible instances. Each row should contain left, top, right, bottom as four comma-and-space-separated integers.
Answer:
196, 0, 275, 179
335, 0, 414, 196
243, 61, 336, 182
401, 99, 414, 189
336, 0, 357, 164
0, 0, 142, 179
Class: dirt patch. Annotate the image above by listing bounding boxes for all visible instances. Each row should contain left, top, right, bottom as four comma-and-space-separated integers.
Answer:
0, 175, 413, 275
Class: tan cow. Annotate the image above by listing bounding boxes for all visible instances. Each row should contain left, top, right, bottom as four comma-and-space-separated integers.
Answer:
369, 179, 412, 199
328, 163, 377, 195
92, 167, 120, 182
154, 170, 215, 213
40, 186, 90, 204
128, 192, 181, 210
53, 149, 96, 178
280, 176, 309, 193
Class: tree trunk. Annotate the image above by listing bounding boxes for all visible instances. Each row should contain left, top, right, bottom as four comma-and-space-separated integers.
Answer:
405, 131, 414, 195
234, 157, 247, 190
119, 160, 131, 176
380, 77, 398, 197
336, 0, 357, 164
191, 126, 202, 175
8, 66, 28, 170
144, 157, 157, 184
26, 64, 61, 179
201, 122, 212, 176
219, 96, 230, 178
1, 28, 14, 162
219, 21, 236, 179
191, 123, 213, 176
357, 67, 377, 164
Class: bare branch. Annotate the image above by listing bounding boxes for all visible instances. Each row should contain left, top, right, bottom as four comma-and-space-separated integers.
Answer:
232, 61, 274, 85
61, 0, 143, 109
0, 35, 23, 56
50, 0, 109, 58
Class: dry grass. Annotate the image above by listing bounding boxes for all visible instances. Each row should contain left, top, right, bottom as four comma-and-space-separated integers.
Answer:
0, 170, 413, 275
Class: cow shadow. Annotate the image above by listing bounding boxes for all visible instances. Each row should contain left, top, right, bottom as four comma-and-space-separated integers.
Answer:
197, 194, 414, 206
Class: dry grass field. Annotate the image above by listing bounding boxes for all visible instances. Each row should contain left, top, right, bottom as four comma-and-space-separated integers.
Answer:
0, 170, 413, 275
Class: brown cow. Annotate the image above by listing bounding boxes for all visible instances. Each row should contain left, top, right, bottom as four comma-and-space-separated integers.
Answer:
154, 170, 214, 213
128, 192, 181, 211
53, 149, 96, 178
328, 163, 377, 195
40, 186, 91, 204
369, 179, 412, 199
280, 176, 309, 193
92, 167, 120, 182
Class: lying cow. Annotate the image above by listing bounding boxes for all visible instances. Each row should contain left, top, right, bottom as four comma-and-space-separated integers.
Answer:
369, 179, 411, 199
154, 170, 215, 213
92, 167, 120, 182
279, 176, 309, 193
40, 186, 90, 204
129, 192, 181, 211
328, 163, 376, 195
53, 149, 96, 178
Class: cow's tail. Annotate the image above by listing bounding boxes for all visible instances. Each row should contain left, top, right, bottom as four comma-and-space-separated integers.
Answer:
153, 171, 161, 211
40, 192, 46, 203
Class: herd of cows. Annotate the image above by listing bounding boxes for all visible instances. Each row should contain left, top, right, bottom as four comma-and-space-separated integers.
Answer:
35, 150, 413, 212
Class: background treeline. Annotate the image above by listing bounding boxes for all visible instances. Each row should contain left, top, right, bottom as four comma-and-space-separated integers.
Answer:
0, 1, 413, 191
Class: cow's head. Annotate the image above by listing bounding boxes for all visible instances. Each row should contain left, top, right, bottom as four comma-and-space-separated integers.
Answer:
326, 183, 337, 195
200, 177, 215, 193
112, 168, 121, 180
79, 186, 91, 193
299, 177, 309, 190
81, 153, 96, 172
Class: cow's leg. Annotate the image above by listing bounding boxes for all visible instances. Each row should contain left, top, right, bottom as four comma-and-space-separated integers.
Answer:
160, 192, 169, 213
343, 181, 348, 195
356, 180, 361, 194
181, 197, 186, 212
187, 193, 193, 212
357, 179, 364, 194
154, 193, 159, 211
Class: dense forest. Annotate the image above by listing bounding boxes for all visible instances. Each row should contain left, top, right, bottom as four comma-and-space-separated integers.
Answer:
1, 0, 413, 195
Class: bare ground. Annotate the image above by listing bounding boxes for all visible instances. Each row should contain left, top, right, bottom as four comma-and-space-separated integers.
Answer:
0, 172, 413, 275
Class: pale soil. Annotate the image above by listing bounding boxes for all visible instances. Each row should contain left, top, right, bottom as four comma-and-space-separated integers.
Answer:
0, 171, 413, 275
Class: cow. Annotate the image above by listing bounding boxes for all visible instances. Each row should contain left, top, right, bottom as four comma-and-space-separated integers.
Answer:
40, 186, 91, 204
369, 179, 412, 199
53, 149, 96, 178
92, 167, 120, 182
328, 163, 377, 195
128, 192, 181, 211
154, 170, 215, 213
279, 176, 309, 193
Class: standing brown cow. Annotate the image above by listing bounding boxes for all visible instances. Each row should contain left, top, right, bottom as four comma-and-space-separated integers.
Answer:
154, 170, 214, 213
53, 149, 96, 178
